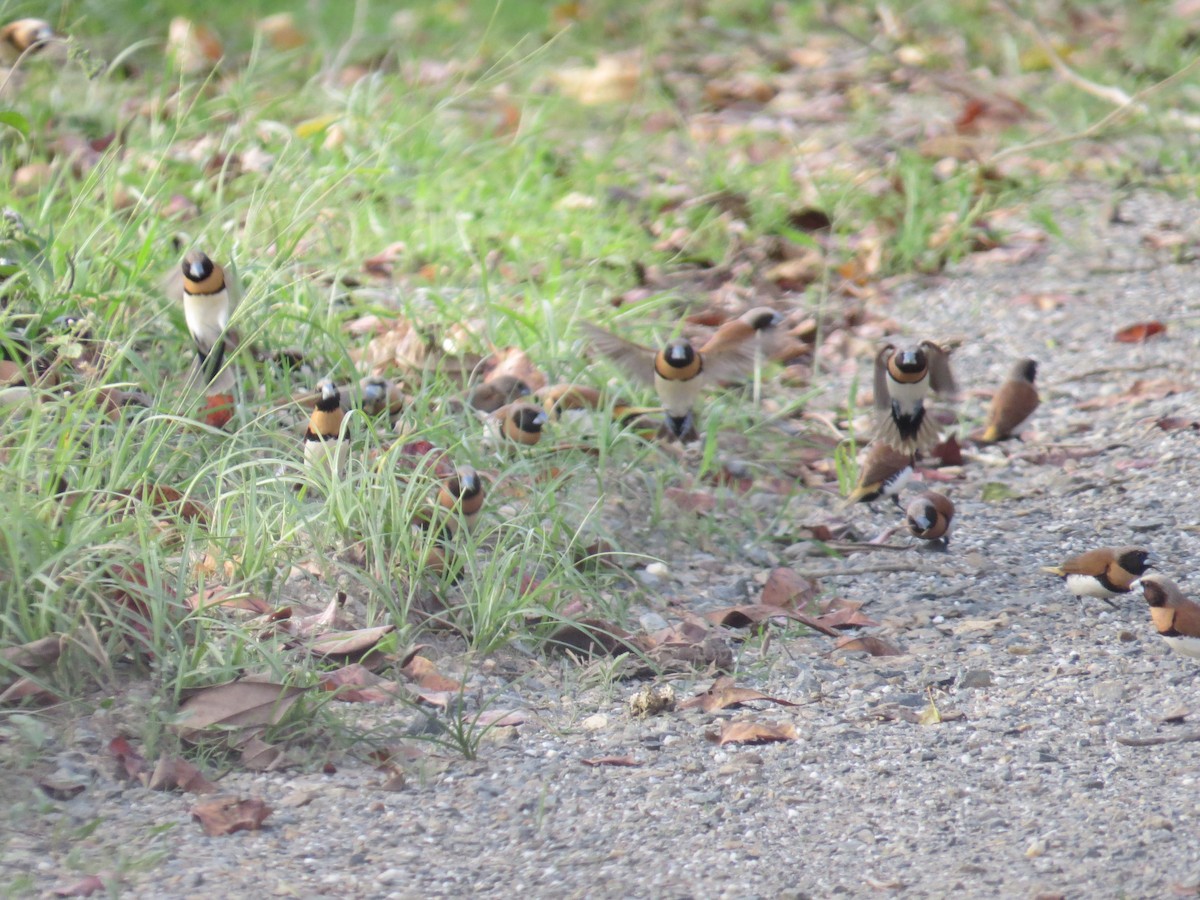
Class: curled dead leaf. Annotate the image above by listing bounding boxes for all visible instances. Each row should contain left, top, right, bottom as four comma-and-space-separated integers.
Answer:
581, 755, 641, 767
714, 719, 798, 746
834, 635, 903, 657
761, 567, 818, 609
1114, 321, 1166, 343
704, 604, 839, 637
175, 678, 308, 742
190, 796, 271, 836
679, 676, 799, 713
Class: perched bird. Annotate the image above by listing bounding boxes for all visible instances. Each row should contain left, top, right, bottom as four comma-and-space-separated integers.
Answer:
1040, 546, 1155, 608
905, 491, 954, 547
1138, 575, 1200, 660
980, 358, 1039, 443
436, 465, 484, 537
842, 442, 914, 508
491, 402, 548, 446
304, 379, 348, 479
0, 19, 55, 64
873, 340, 957, 454
180, 250, 234, 391
581, 321, 757, 442
467, 376, 531, 413
359, 375, 405, 419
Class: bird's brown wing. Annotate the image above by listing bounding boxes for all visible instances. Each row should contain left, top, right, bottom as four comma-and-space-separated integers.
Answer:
1058, 548, 1113, 576
699, 332, 759, 383
922, 340, 959, 398
986, 380, 1038, 438
873, 344, 895, 411
580, 322, 657, 387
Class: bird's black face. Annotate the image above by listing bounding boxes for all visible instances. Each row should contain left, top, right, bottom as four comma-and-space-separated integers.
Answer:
664, 339, 695, 369
183, 252, 213, 282
1020, 359, 1038, 382
1120, 549, 1154, 575
1142, 579, 1168, 608
908, 502, 935, 531
456, 468, 482, 498
895, 348, 927, 374
515, 407, 547, 432
361, 379, 386, 403
316, 380, 340, 408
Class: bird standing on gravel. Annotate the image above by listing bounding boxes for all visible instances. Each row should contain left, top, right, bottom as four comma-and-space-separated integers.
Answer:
873, 340, 956, 454
1137, 575, 1200, 659
905, 491, 954, 547
980, 358, 1039, 443
1040, 546, 1155, 608
581, 321, 758, 443
0, 18, 56, 64
490, 402, 548, 446
843, 442, 914, 508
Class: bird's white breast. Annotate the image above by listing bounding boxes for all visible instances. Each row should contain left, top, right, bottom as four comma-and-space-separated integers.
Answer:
1065, 573, 1119, 599
654, 373, 703, 417
1163, 635, 1200, 660
184, 289, 230, 352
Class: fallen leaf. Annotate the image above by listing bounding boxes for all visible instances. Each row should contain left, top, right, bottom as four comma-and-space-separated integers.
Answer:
1075, 379, 1191, 410
175, 679, 308, 742
787, 208, 832, 232
679, 676, 799, 712
546, 618, 635, 657
476, 709, 528, 727
201, 392, 235, 429
928, 434, 963, 466
664, 487, 716, 514
704, 604, 839, 637
813, 599, 880, 630
120, 485, 211, 523
238, 736, 291, 771
1, 633, 64, 671
761, 567, 818, 609
320, 664, 405, 703
52, 875, 105, 897
918, 701, 943, 725
109, 736, 148, 781
1155, 416, 1199, 432
190, 796, 271, 836
551, 55, 640, 105
1114, 321, 1166, 343
399, 656, 462, 693
306, 624, 395, 659
478, 346, 546, 391
167, 17, 223, 74
184, 587, 271, 614
714, 720, 798, 746
834, 635, 903, 657
0, 677, 59, 705
980, 482, 1019, 502
580, 755, 641, 767
146, 755, 217, 794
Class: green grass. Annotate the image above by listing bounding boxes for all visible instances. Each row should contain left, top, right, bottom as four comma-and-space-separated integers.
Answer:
1, 0, 1196, 762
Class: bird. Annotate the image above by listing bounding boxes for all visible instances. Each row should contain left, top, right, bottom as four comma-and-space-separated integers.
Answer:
701, 307, 790, 405
180, 250, 235, 391
1040, 546, 1155, 608
581, 321, 758, 442
359, 375, 405, 419
303, 379, 348, 480
842, 442, 914, 508
467, 376, 531, 413
1138, 575, 1200, 659
491, 402, 548, 446
873, 340, 957, 454
0, 19, 55, 65
980, 357, 1039, 443
435, 465, 484, 537
905, 491, 954, 547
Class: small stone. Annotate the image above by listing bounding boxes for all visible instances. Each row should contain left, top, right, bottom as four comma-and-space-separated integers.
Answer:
1026, 839, 1046, 858
377, 869, 402, 885
645, 562, 670, 579
960, 669, 993, 689
627, 683, 676, 718
638, 612, 669, 632
1142, 814, 1173, 831
581, 714, 609, 731
1092, 681, 1125, 703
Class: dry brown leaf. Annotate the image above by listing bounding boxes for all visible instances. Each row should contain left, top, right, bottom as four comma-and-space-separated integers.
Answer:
715, 720, 798, 746
476, 709, 527, 727
190, 796, 271, 836
580, 755, 641, 767
0, 677, 59, 705
175, 679, 308, 742
2, 633, 64, 671
320, 663, 405, 703
928, 434, 963, 466
813, 599, 880, 630
109, 736, 148, 781
167, 17, 223, 74
119, 485, 211, 523
664, 487, 717, 514
834, 635, 903, 657
238, 736, 291, 771
146, 755, 217, 794
399, 656, 463, 693
478, 346, 546, 391
546, 618, 634, 657
761, 567, 818, 609
1114, 321, 1167, 343
704, 604, 839, 637
551, 56, 639, 105
1075, 379, 1191, 410
184, 587, 271, 614
52, 875, 106, 897
280, 593, 347, 638
307, 624, 395, 659
679, 676, 799, 713
1156, 416, 1199, 432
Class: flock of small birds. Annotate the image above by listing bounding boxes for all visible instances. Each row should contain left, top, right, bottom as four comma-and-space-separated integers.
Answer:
3, 15, 1197, 662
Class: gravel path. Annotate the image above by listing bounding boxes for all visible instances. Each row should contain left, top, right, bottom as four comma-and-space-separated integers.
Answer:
4, 185, 1200, 899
